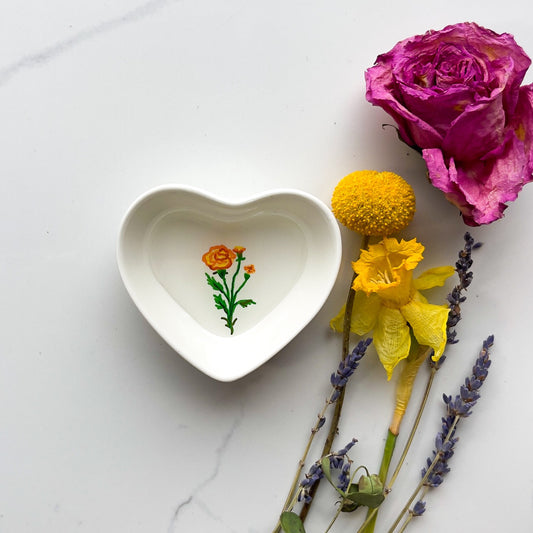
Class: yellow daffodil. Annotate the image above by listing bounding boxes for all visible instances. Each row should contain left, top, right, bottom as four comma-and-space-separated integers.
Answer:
331, 237, 454, 379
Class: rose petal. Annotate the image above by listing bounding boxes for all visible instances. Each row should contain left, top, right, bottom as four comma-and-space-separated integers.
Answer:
424, 127, 532, 226
511, 84, 533, 177
425, 23, 531, 116
455, 132, 529, 224
443, 89, 506, 161
365, 65, 442, 148
399, 82, 478, 139
423, 148, 473, 215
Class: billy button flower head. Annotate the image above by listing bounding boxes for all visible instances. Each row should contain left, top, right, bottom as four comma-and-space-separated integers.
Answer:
331, 238, 454, 379
332, 170, 416, 236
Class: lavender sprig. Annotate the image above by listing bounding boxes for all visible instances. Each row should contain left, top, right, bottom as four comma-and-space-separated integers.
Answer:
275, 341, 371, 531
389, 336, 493, 532
330, 338, 372, 402
298, 438, 358, 503
422, 335, 492, 488
444, 232, 481, 346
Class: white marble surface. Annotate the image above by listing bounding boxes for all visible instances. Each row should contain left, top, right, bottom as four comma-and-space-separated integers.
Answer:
2, 1, 533, 531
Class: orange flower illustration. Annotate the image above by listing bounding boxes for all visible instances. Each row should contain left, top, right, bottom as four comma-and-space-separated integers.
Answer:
202, 244, 236, 271
202, 243, 257, 334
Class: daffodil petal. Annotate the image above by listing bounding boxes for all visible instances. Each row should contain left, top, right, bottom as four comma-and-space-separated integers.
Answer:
400, 300, 449, 360
413, 266, 455, 291
412, 289, 428, 304
374, 307, 411, 380
350, 291, 381, 335
329, 292, 381, 335
329, 304, 346, 333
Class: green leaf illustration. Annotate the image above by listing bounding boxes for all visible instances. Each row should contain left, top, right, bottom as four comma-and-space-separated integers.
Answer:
213, 294, 229, 313
205, 273, 224, 293
236, 299, 256, 308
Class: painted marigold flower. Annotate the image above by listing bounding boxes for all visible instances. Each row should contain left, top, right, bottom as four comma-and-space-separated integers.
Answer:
202, 244, 236, 271
233, 246, 246, 255
331, 170, 416, 236
243, 264, 255, 274
330, 237, 454, 379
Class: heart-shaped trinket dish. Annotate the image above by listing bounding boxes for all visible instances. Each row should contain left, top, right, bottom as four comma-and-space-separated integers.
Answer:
117, 185, 342, 381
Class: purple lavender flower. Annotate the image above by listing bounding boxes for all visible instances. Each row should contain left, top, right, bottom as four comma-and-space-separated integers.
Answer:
330, 338, 372, 393
422, 336, 493, 491
337, 462, 351, 492
444, 233, 481, 348
411, 500, 426, 516
298, 462, 324, 503
328, 437, 357, 469
298, 439, 358, 502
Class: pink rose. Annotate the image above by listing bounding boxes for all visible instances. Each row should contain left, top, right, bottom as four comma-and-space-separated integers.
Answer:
365, 22, 533, 225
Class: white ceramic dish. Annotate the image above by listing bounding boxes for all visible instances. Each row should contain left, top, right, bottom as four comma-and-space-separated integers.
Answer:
117, 185, 342, 381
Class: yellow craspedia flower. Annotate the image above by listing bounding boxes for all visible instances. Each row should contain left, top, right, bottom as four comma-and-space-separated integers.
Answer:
330, 237, 454, 379
331, 170, 416, 236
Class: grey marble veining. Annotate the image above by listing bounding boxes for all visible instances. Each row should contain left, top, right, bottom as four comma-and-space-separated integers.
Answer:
0, 0, 179, 86
168, 407, 244, 533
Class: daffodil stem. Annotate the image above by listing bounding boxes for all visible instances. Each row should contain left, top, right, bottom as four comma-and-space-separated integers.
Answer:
359, 431, 397, 533
359, 345, 431, 533
299, 234, 369, 524
356, 352, 437, 533
379, 430, 398, 482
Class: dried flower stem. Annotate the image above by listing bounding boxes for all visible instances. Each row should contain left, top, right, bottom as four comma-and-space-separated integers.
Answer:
325, 504, 344, 533
387, 416, 460, 533
279, 385, 347, 514
299, 234, 369, 523
395, 488, 428, 533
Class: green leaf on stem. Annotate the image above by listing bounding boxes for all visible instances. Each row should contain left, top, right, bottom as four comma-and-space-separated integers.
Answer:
280, 512, 306, 533
236, 299, 256, 308
321, 456, 332, 484
340, 485, 361, 512
343, 475, 384, 510
213, 294, 228, 313
205, 273, 224, 293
